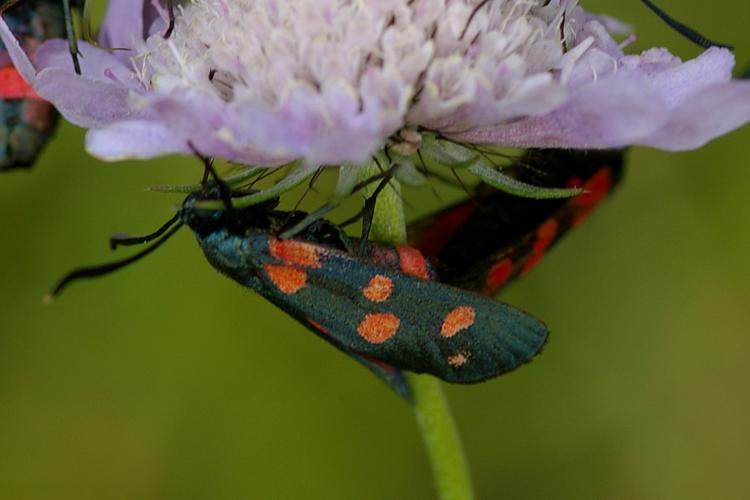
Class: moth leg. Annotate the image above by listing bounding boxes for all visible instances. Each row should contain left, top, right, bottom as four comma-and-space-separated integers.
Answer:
306, 219, 354, 253
357, 171, 396, 254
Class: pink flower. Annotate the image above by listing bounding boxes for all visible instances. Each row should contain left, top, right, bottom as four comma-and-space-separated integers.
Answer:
1, 0, 748, 168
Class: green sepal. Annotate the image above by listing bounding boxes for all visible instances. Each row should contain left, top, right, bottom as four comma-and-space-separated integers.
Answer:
421, 136, 481, 170
468, 162, 583, 200
196, 162, 317, 210
148, 167, 264, 193
335, 164, 361, 196
422, 135, 582, 199
393, 156, 428, 187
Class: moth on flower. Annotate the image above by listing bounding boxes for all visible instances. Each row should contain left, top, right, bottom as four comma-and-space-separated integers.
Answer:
0, 0, 748, 173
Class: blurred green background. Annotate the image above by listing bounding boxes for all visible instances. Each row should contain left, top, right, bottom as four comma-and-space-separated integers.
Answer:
1, 1, 749, 499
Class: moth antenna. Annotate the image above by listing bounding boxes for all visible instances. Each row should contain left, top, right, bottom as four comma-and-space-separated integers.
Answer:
640, 0, 732, 50
110, 213, 181, 250
46, 221, 184, 302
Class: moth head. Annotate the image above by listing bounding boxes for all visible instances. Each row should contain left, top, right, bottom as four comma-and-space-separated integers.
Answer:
180, 184, 280, 236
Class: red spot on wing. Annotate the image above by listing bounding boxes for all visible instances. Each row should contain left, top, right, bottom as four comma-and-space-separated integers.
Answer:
569, 168, 613, 226
0, 66, 40, 100
484, 258, 514, 295
269, 239, 322, 268
441, 306, 476, 338
362, 274, 394, 303
522, 219, 559, 274
396, 246, 431, 280
263, 264, 307, 294
414, 202, 478, 255
537, 219, 559, 241
357, 313, 400, 344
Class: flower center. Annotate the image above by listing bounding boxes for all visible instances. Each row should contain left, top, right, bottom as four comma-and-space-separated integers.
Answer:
138, 0, 575, 113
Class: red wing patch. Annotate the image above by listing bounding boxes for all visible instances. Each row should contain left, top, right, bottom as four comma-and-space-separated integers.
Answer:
307, 318, 330, 336
484, 257, 514, 295
522, 219, 559, 274
396, 246, 431, 280
570, 168, 613, 226
0, 67, 40, 100
414, 202, 478, 256
269, 239, 322, 268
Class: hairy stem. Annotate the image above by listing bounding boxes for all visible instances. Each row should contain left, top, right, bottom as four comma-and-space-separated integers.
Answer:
362, 164, 475, 500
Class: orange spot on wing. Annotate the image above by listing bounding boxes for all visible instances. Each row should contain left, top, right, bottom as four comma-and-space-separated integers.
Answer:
484, 258, 514, 295
0, 67, 41, 100
363, 274, 394, 303
447, 352, 470, 368
441, 306, 476, 338
269, 239, 322, 268
396, 246, 431, 280
357, 313, 400, 344
264, 264, 307, 294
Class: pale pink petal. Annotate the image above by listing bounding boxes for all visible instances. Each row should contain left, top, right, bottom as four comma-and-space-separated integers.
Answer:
644, 81, 750, 150
0, 16, 37, 84
449, 74, 668, 148
36, 40, 139, 88
450, 48, 748, 151
34, 69, 137, 128
86, 120, 187, 160
98, 0, 164, 54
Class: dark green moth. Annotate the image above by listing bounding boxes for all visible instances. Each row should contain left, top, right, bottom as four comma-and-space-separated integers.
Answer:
49, 184, 549, 398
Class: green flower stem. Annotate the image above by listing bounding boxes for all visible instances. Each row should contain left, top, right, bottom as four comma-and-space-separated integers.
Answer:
406, 373, 474, 500
362, 164, 475, 500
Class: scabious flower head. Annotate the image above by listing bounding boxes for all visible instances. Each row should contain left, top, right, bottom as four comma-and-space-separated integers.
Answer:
1, 0, 749, 170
